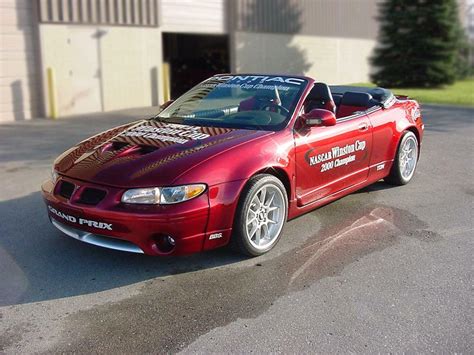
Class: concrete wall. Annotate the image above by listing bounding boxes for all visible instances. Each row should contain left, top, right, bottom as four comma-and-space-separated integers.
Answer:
161, 0, 227, 34
0, 0, 41, 123
231, 0, 379, 84
39, 24, 162, 117
234, 32, 376, 85
233, 0, 379, 40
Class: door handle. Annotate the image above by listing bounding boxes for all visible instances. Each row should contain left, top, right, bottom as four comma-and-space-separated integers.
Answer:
358, 123, 369, 131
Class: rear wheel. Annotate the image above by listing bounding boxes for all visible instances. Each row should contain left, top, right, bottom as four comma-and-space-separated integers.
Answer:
385, 131, 419, 185
232, 174, 288, 256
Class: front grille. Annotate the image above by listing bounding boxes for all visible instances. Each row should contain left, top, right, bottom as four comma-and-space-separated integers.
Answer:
59, 181, 75, 199
78, 187, 107, 205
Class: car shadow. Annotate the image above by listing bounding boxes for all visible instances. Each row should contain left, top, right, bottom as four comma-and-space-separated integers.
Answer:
0, 181, 405, 306
354, 180, 396, 194
0, 181, 431, 308
0, 191, 247, 306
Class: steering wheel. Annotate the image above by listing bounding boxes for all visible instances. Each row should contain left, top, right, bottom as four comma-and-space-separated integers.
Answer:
261, 103, 290, 115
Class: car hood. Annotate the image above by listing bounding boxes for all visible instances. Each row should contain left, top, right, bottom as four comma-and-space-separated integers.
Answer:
54, 119, 270, 188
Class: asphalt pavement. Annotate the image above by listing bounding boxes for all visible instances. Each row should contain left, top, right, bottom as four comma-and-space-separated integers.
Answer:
0, 105, 472, 353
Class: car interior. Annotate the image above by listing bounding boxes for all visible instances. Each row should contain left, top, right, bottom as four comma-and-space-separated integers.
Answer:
303, 83, 395, 119
238, 87, 283, 112
169, 81, 395, 129
303, 82, 337, 114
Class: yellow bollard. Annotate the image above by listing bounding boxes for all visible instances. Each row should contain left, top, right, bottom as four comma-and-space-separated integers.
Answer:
46, 67, 58, 119
162, 62, 171, 103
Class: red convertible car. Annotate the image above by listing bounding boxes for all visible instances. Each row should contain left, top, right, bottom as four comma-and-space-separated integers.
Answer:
42, 74, 423, 256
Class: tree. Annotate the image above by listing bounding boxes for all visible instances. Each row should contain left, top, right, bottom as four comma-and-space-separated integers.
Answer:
371, 0, 467, 87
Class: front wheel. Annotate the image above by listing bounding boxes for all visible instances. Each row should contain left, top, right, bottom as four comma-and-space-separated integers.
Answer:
385, 131, 419, 185
232, 174, 288, 256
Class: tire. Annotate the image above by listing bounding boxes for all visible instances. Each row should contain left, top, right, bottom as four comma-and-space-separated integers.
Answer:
232, 174, 288, 256
385, 131, 419, 185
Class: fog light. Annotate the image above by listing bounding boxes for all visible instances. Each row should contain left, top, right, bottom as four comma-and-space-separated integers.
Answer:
152, 234, 176, 254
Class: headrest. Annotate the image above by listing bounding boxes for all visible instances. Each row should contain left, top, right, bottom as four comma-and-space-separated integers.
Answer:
255, 87, 281, 104
307, 82, 333, 101
369, 87, 394, 107
340, 92, 373, 107
254, 87, 272, 98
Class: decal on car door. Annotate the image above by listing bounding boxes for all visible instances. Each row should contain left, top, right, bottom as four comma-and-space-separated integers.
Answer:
305, 139, 367, 172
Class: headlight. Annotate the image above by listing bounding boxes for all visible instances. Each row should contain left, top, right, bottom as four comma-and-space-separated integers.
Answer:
51, 168, 58, 183
121, 187, 160, 204
121, 184, 206, 205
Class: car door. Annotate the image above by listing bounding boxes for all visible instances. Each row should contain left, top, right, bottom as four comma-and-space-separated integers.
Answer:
294, 113, 373, 206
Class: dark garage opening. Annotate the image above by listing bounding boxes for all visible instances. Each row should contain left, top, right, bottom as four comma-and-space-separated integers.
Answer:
163, 33, 230, 99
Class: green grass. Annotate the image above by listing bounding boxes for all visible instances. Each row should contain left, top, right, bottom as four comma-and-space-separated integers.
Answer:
350, 78, 474, 107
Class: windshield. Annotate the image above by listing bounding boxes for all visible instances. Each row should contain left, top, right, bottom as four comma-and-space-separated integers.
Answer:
158, 75, 308, 131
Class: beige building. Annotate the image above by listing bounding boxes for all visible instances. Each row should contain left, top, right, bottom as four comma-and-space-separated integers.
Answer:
0, 0, 413, 123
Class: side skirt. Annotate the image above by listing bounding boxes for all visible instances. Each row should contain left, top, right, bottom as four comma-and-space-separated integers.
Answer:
287, 177, 382, 220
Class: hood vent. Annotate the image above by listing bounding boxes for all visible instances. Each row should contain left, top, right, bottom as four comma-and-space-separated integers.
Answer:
101, 141, 129, 153
111, 141, 129, 151
101, 142, 158, 156
114, 144, 158, 158
139, 145, 158, 155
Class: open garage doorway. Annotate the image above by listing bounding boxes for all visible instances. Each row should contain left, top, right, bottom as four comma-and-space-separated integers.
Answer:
162, 33, 230, 99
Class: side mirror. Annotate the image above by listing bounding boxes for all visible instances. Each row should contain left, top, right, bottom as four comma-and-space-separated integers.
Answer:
302, 109, 337, 127
160, 100, 174, 110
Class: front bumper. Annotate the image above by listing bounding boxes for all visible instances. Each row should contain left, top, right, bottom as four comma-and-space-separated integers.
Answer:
42, 176, 210, 256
